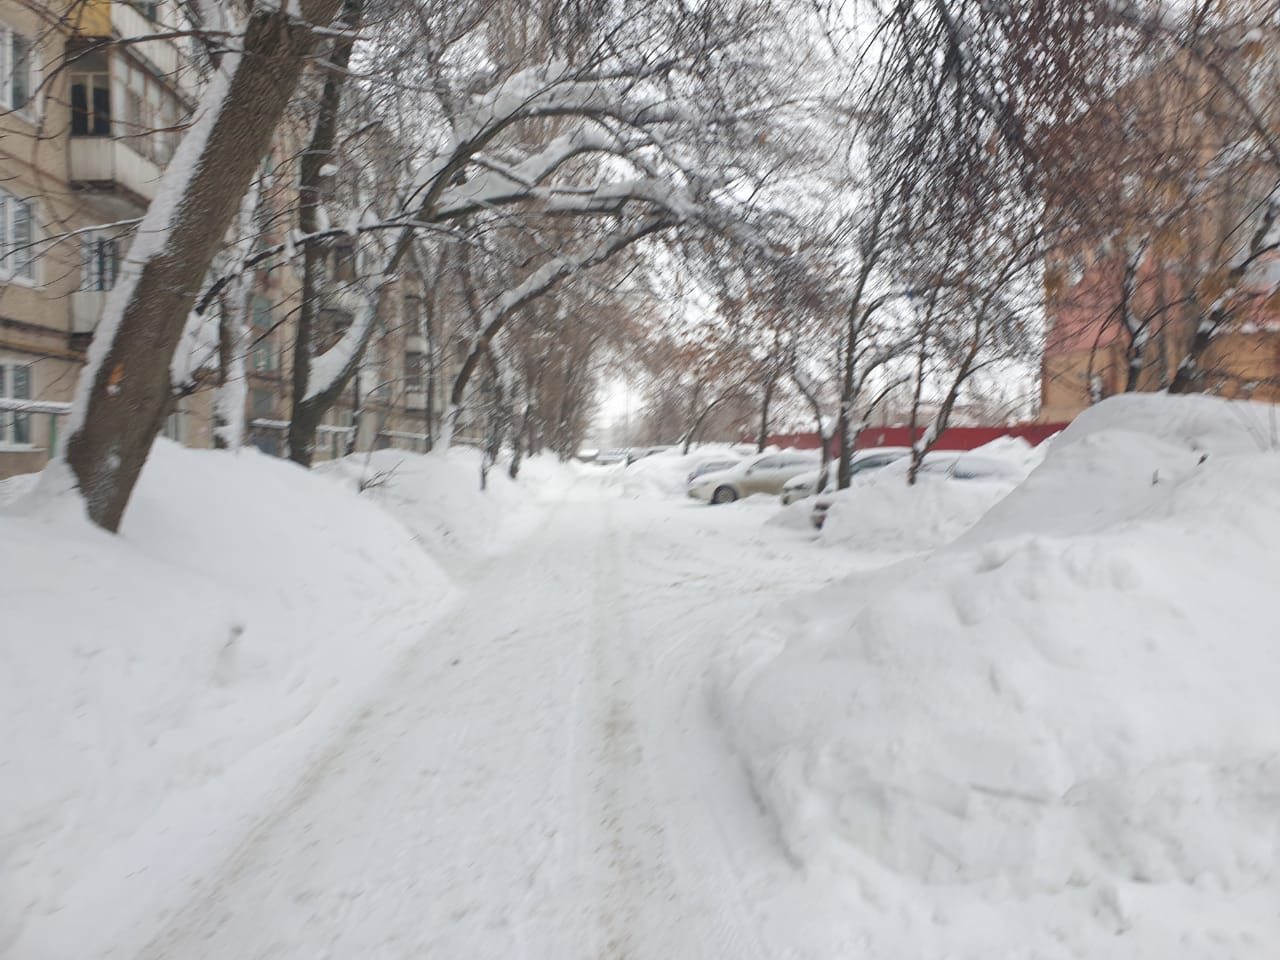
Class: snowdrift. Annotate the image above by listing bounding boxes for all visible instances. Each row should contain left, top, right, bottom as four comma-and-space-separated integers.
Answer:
817, 437, 1044, 552
609, 444, 749, 499
317, 446, 567, 560
0, 442, 455, 958
712, 395, 1280, 957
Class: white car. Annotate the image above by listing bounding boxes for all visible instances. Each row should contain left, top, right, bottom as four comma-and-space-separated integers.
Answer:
779, 447, 911, 505
688, 451, 820, 504
686, 456, 744, 485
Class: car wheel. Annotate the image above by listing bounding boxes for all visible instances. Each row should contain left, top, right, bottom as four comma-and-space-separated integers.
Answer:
711, 485, 738, 505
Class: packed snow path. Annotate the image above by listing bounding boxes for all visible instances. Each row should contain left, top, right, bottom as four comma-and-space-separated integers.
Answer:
135, 478, 863, 959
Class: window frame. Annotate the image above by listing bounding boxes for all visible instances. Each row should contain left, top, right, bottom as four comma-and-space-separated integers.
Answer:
69, 68, 112, 137
81, 231, 120, 291
0, 189, 37, 284
403, 350, 426, 394
249, 295, 280, 374
0, 357, 34, 449
118, 56, 184, 166
0, 24, 38, 119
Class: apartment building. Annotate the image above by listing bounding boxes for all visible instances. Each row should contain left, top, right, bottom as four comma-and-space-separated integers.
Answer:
1038, 37, 1280, 422
0, 0, 460, 480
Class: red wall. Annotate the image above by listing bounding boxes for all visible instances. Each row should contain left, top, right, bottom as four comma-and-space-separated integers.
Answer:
759, 423, 1069, 455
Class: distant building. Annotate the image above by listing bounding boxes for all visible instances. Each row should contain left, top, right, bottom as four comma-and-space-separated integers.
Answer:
1038, 37, 1280, 422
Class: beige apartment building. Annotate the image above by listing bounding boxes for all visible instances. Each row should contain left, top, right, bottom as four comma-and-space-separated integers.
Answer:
0, 0, 458, 480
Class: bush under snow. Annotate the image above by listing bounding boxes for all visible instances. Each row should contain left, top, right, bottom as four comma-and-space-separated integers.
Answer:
711, 394, 1280, 957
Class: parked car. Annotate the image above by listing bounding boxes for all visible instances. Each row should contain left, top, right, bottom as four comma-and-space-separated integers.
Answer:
778, 447, 911, 505
688, 451, 820, 504
808, 450, 1018, 528
686, 456, 744, 485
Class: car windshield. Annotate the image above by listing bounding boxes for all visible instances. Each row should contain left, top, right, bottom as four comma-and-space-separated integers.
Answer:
695, 460, 738, 477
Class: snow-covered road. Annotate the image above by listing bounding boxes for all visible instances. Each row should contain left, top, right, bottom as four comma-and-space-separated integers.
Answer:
134, 477, 862, 959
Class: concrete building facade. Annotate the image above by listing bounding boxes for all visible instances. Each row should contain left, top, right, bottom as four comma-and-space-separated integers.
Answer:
0, 0, 460, 480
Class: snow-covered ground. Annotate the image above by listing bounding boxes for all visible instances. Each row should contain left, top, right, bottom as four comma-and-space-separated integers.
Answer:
712, 395, 1280, 958
3, 395, 1278, 959
0, 443, 565, 958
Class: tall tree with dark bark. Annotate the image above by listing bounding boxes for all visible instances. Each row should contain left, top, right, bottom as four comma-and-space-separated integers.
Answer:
62, 0, 345, 531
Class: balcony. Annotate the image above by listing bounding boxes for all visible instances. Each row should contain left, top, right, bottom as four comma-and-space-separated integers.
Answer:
70, 290, 108, 335
68, 137, 162, 207
113, 3, 200, 97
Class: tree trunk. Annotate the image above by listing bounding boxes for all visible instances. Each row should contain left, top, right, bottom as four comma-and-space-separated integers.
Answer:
905, 329, 930, 486
1169, 312, 1222, 395
423, 287, 436, 452
756, 375, 774, 452
290, 292, 380, 466
680, 389, 739, 454
288, 0, 365, 467
345, 376, 361, 458
509, 401, 531, 480
212, 181, 261, 451
789, 361, 828, 487
64, 0, 344, 531
212, 288, 249, 450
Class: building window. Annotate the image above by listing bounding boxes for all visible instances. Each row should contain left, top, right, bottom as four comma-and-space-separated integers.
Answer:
120, 59, 183, 166
250, 387, 275, 419
364, 335, 389, 400
0, 359, 32, 447
249, 295, 279, 373
81, 234, 120, 290
0, 26, 34, 113
248, 389, 280, 456
404, 351, 426, 394
70, 69, 111, 136
0, 189, 35, 281
162, 401, 186, 443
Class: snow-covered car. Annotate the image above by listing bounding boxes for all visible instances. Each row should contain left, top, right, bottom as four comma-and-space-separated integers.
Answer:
778, 447, 911, 505
626, 445, 673, 465
593, 449, 630, 465
686, 456, 744, 485
688, 451, 820, 504
809, 450, 1019, 528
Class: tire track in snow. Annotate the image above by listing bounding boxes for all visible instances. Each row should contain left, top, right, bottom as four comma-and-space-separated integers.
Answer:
584, 498, 768, 960
133, 495, 587, 960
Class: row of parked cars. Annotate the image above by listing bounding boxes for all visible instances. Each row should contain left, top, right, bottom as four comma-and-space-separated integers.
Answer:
686, 446, 1019, 526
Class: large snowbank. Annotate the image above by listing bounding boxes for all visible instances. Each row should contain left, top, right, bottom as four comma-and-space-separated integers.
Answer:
712, 395, 1280, 957
0, 442, 456, 958
818, 437, 1044, 552
317, 446, 569, 561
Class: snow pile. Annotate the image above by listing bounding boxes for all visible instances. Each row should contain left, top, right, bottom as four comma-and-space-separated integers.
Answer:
317, 447, 570, 561
712, 395, 1280, 957
819, 437, 1043, 552
0, 441, 450, 958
